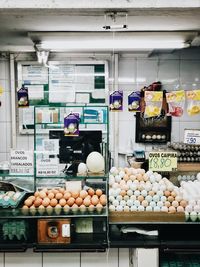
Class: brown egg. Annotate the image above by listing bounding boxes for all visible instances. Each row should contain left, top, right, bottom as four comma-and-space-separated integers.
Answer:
75, 197, 83, 206
64, 192, 71, 200
29, 205, 37, 215
39, 191, 46, 199
180, 200, 187, 208
143, 174, 149, 181
96, 189, 103, 197
55, 192, 63, 200
55, 204, 62, 209
28, 196, 35, 201
59, 198, 67, 207
136, 174, 143, 181
171, 191, 177, 198
83, 197, 91, 207
34, 191, 39, 197
22, 205, 29, 210
177, 206, 184, 212
142, 200, 148, 207
71, 191, 79, 199
129, 175, 136, 181
58, 188, 65, 194
149, 191, 155, 197
67, 197, 75, 207
24, 198, 33, 207
165, 201, 171, 208
99, 197, 107, 206
42, 197, 50, 207
34, 198, 42, 207
42, 188, 48, 193
88, 188, 95, 196
46, 205, 53, 215
138, 195, 144, 202
88, 204, 95, 212
164, 191, 171, 197
96, 203, 103, 211
52, 189, 59, 195
172, 200, 179, 208
54, 204, 62, 215
79, 190, 88, 199
48, 192, 55, 200
50, 198, 58, 207
123, 174, 129, 181
168, 196, 174, 203
120, 190, 127, 197
71, 204, 78, 212
119, 180, 126, 186
63, 204, 70, 212
168, 206, 176, 213
91, 195, 99, 206
38, 204, 45, 210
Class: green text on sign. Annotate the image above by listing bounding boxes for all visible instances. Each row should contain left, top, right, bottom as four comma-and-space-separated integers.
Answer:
149, 152, 177, 172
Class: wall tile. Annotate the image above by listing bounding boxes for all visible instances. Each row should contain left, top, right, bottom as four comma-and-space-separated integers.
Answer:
43, 252, 80, 267
5, 249, 42, 267
0, 152, 8, 161
81, 248, 118, 267
16, 135, 29, 150
5, 91, 11, 122
119, 58, 136, 90
136, 249, 159, 267
0, 253, 3, 267
180, 60, 200, 87
136, 59, 158, 86
171, 121, 180, 142
0, 122, 7, 152
119, 248, 129, 267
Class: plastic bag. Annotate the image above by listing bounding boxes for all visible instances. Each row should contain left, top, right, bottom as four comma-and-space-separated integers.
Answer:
166, 90, 185, 117
144, 91, 163, 118
186, 90, 200, 116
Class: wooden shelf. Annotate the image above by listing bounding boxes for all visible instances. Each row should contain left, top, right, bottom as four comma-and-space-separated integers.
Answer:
177, 163, 200, 172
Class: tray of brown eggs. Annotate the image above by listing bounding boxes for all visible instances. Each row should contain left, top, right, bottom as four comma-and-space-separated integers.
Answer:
21, 187, 107, 217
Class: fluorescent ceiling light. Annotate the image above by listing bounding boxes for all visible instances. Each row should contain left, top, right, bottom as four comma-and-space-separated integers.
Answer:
30, 32, 196, 52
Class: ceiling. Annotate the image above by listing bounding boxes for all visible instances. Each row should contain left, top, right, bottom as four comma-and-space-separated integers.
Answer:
0, 3, 200, 52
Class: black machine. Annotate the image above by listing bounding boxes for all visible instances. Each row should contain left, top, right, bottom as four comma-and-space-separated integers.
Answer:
49, 130, 102, 175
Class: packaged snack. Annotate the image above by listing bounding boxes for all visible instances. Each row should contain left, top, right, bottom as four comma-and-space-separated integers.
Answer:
128, 91, 141, 112
186, 90, 200, 116
109, 91, 123, 111
166, 90, 185, 117
144, 91, 163, 118
64, 113, 80, 136
17, 86, 29, 107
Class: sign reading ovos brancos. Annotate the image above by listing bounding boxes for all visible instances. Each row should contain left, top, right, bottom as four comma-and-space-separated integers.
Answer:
10, 150, 34, 175
184, 129, 200, 145
149, 152, 177, 172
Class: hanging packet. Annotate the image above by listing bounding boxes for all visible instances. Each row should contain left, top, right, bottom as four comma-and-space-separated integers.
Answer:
109, 91, 123, 111
17, 86, 29, 107
64, 113, 80, 136
186, 90, 200, 116
128, 91, 141, 112
144, 91, 163, 118
166, 90, 185, 117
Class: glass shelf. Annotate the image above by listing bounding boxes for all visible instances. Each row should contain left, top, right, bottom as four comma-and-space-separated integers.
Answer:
0, 173, 34, 178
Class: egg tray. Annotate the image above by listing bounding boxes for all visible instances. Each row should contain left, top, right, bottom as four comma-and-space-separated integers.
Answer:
20, 206, 107, 217
109, 211, 185, 223
0, 191, 27, 209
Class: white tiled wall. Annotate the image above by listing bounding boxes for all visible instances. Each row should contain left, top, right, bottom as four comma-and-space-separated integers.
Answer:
1, 48, 200, 266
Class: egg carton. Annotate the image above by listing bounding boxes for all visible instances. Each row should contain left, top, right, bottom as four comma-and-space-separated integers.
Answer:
0, 191, 27, 208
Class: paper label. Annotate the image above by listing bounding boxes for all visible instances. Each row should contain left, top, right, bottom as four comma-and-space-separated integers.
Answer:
36, 158, 59, 176
184, 129, 200, 145
149, 152, 177, 172
10, 150, 34, 175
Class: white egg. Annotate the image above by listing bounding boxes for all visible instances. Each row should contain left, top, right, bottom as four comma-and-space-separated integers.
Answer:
124, 195, 130, 201
189, 200, 196, 207
154, 206, 161, 212
130, 195, 137, 201
86, 152, 105, 173
123, 206, 130, 212
146, 170, 153, 177
160, 185, 167, 191
109, 189, 114, 196
112, 189, 119, 197
194, 205, 200, 213
112, 182, 119, 189
109, 175, 115, 186
109, 196, 115, 203
138, 205, 145, 211
150, 201, 156, 208
160, 196, 167, 202
190, 211, 198, 222
150, 175, 156, 183
155, 174, 162, 182
161, 206, 168, 212
185, 205, 193, 213
127, 199, 134, 207
116, 188, 121, 195
110, 167, 118, 175
127, 190, 133, 196
130, 206, 138, 211
115, 175, 121, 183
134, 190, 140, 196
167, 184, 174, 191
134, 200, 140, 207
146, 206, 153, 211
145, 184, 152, 191
145, 195, 152, 203
157, 190, 163, 197
78, 162, 87, 174
116, 195, 123, 202
116, 205, 123, 212
157, 201, 163, 208
113, 200, 119, 207
127, 180, 132, 187
153, 195, 160, 202
130, 183, 137, 191
141, 190, 147, 197
119, 170, 125, 178
109, 205, 115, 212
120, 200, 126, 207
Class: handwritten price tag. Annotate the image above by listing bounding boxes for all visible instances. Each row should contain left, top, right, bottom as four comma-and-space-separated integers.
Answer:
184, 129, 200, 145
149, 152, 177, 172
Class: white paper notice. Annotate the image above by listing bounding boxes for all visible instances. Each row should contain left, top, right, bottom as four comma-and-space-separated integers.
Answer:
28, 85, 44, 100
10, 150, 34, 175
22, 106, 34, 125
75, 66, 94, 92
42, 139, 59, 155
36, 158, 59, 177
22, 65, 48, 84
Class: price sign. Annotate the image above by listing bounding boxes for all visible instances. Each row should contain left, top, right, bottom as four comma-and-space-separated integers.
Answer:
36, 158, 59, 177
184, 129, 200, 145
10, 150, 34, 175
149, 152, 177, 172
